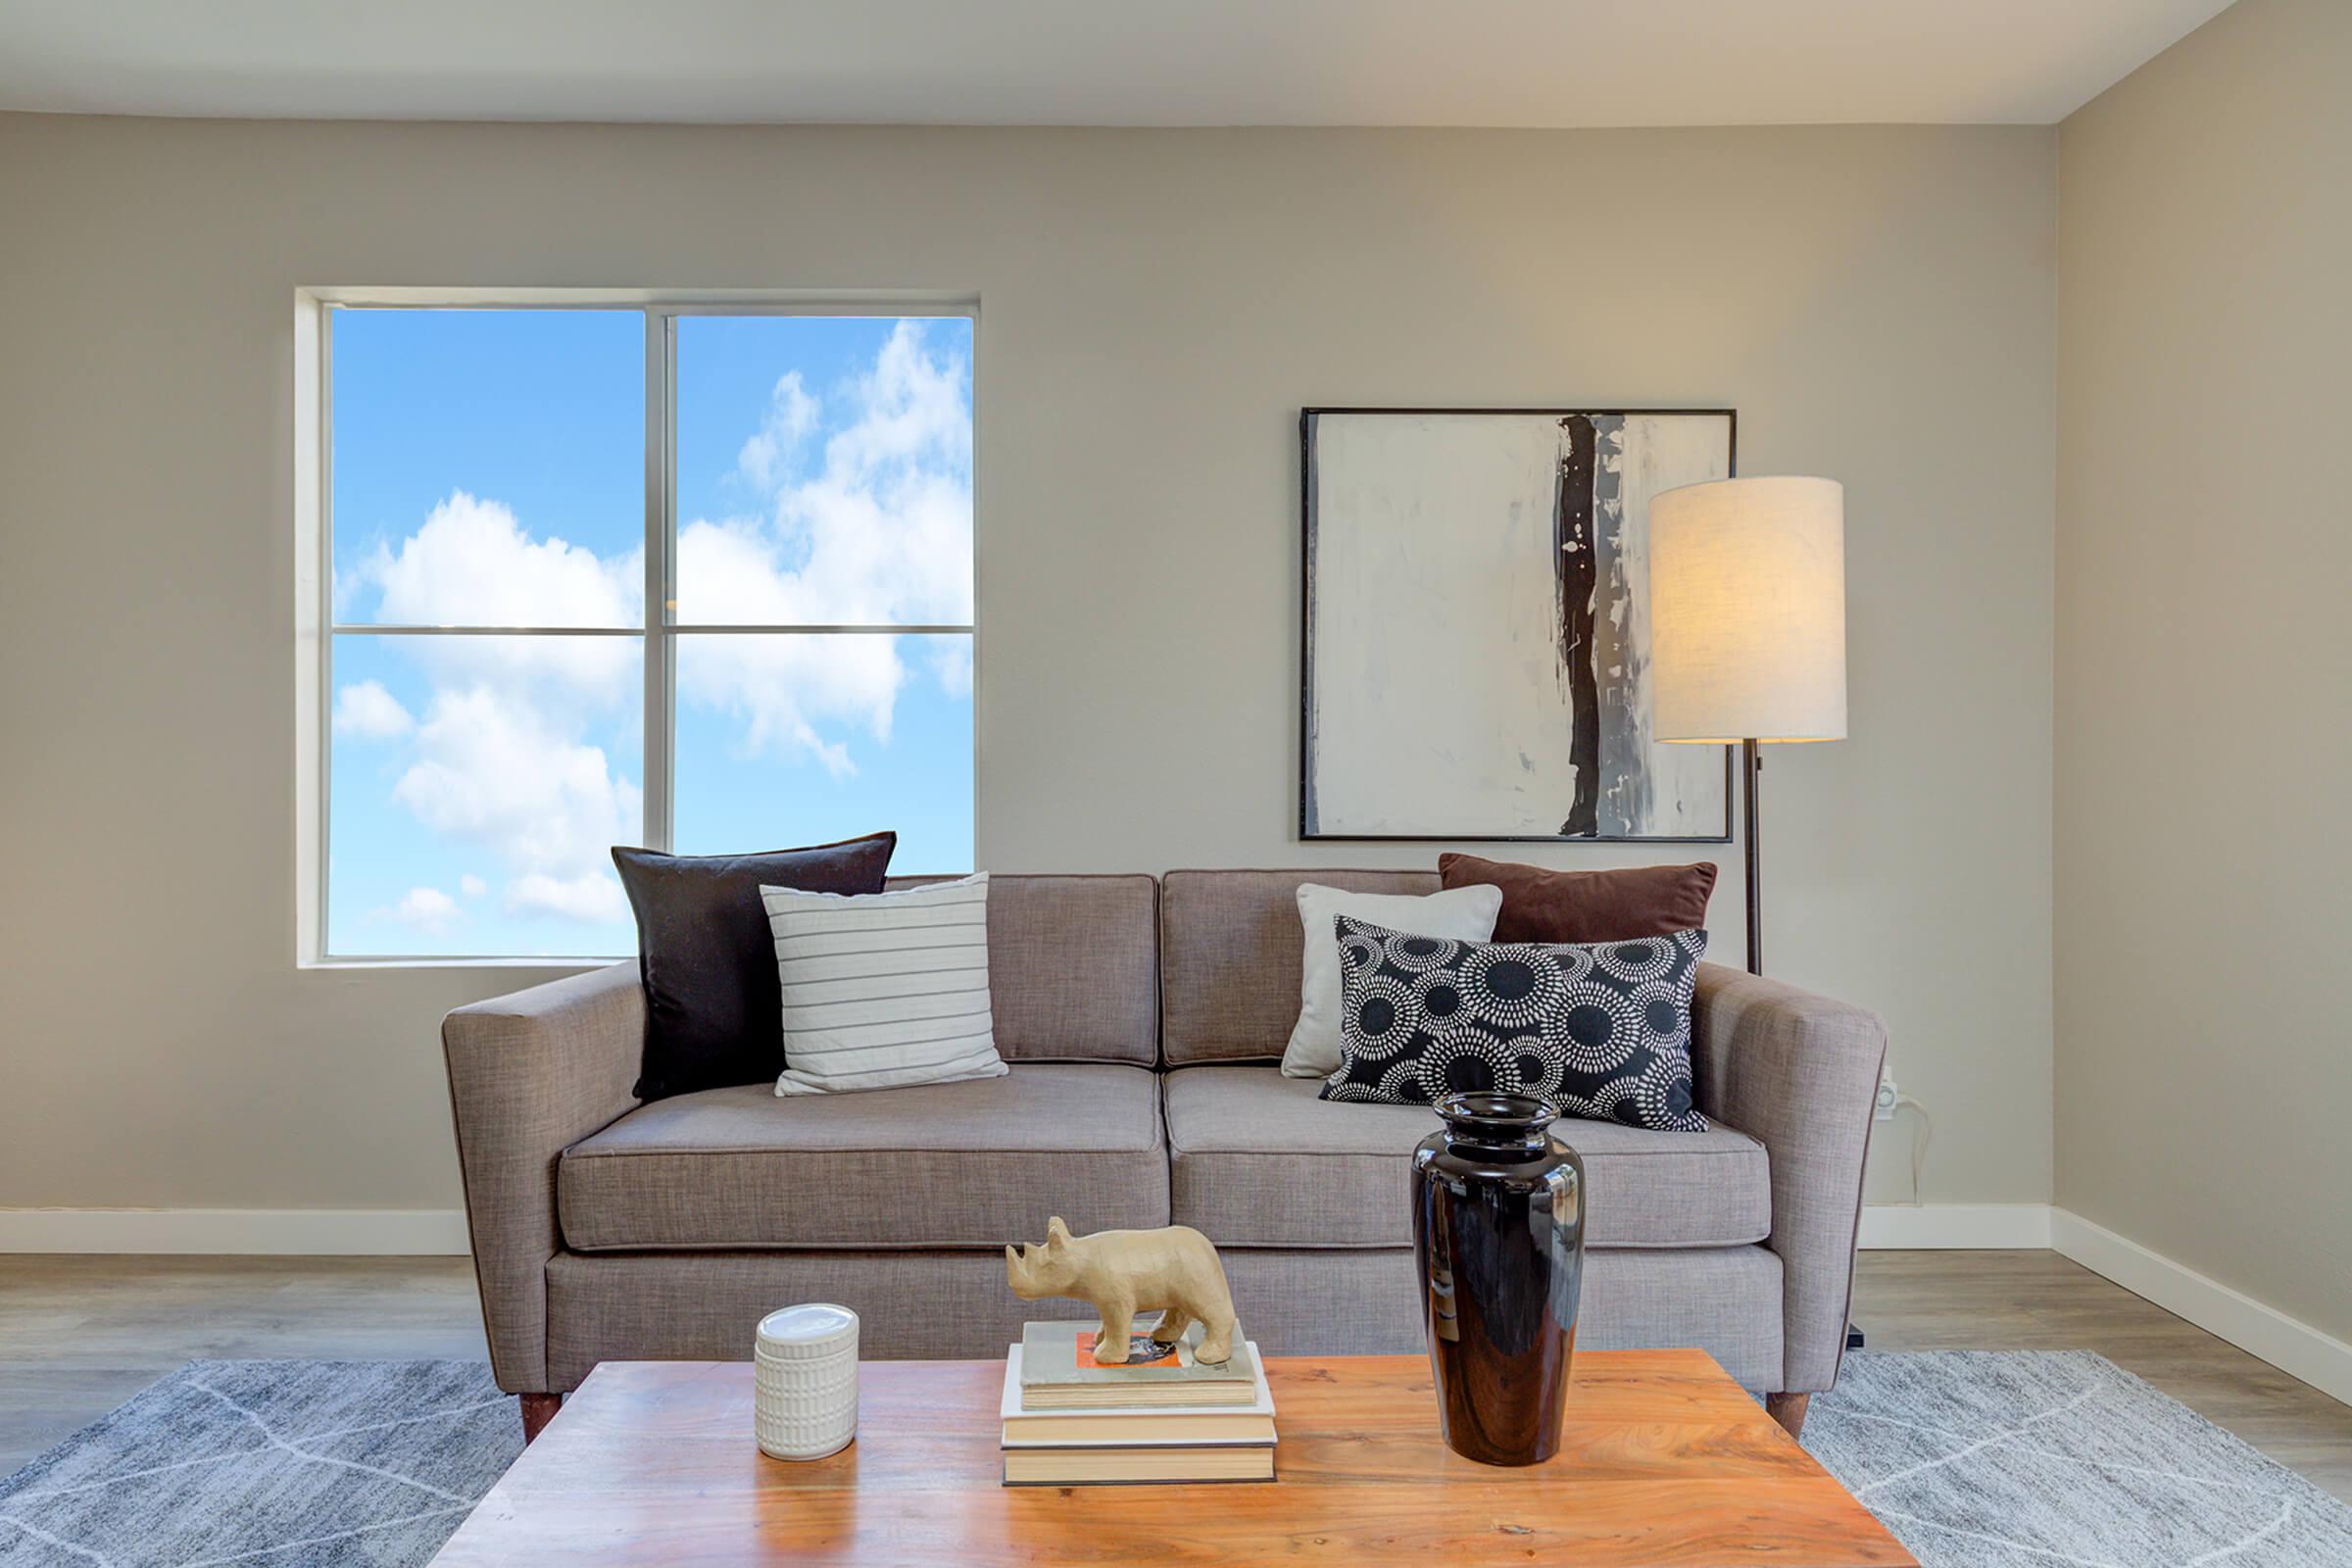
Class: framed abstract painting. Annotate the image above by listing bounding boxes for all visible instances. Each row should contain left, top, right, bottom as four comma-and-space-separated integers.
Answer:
1301, 408, 1734, 842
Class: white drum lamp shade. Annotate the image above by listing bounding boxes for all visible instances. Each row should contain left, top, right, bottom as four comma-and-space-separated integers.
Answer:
1648, 476, 1847, 745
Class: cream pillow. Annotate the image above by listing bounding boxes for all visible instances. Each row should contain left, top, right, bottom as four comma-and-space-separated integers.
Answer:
762, 872, 1008, 1096
1279, 882, 1503, 1079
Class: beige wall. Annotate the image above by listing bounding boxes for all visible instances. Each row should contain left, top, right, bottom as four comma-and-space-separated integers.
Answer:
2056, 0, 2352, 1339
0, 117, 2055, 1214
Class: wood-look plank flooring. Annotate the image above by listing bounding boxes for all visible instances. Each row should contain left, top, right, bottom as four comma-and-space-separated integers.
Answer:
2, 1250, 2347, 1503
1848, 1250, 2352, 1502
0, 1255, 487, 1477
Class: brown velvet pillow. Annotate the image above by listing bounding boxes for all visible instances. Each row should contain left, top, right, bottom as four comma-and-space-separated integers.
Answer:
1437, 853, 1716, 945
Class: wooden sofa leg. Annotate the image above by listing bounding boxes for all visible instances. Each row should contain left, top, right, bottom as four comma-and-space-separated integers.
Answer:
520, 1392, 563, 1444
1765, 1392, 1809, 1440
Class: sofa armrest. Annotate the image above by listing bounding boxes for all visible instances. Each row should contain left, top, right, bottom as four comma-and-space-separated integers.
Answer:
1689, 961, 1886, 1395
443, 962, 643, 1394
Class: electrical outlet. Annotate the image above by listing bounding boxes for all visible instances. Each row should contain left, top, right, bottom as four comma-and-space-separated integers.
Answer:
1875, 1073, 1899, 1121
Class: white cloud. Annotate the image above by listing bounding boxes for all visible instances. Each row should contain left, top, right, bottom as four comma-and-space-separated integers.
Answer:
736, 371, 818, 490
343, 509, 641, 930
505, 870, 631, 924
332, 679, 414, 740
354, 491, 642, 716
824, 321, 973, 487
390, 684, 639, 924
384, 885, 462, 933
359, 490, 643, 629
675, 326, 971, 629
677, 630, 902, 778
416, 633, 636, 719
929, 638, 973, 701
670, 320, 973, 771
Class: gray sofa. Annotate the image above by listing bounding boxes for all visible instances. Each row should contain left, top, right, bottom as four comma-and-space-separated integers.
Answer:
443, 868, 1886, 1432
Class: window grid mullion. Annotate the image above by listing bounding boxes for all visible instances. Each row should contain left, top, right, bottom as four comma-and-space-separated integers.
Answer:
317, 305, 336, 961
645, 308, 676, 853
668, 623, 975, 635
327, 625, 643, 636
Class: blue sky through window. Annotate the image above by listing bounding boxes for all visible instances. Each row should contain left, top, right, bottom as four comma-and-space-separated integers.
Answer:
326, 309, 973, 957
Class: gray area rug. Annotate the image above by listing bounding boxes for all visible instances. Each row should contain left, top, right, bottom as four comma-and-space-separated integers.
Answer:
1807, 1350, 2352, 1566
2, 1352, 2346, 1566
0, 1361, 516, 1567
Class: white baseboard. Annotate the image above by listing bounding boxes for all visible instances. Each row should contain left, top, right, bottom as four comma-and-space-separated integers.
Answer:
1859, 1203, 2054, 1249
0, 1208, 470, 1255
2052, 1209, 2352, 1408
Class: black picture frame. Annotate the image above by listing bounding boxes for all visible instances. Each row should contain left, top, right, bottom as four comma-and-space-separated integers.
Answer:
1300, 406, 1737, 845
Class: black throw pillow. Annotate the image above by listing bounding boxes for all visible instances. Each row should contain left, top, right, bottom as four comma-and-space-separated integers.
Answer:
613, 833, 896, 1101
1320, 914, 1709, 1132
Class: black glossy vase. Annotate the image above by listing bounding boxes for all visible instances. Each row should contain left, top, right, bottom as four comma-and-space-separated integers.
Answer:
1411, 1093, 1586, 1465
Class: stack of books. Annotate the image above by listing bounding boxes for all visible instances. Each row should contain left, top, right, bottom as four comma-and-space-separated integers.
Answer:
1000, 1320, 1276, 1485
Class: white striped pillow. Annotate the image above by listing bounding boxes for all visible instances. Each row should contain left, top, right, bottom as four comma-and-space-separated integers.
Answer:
760, 872, 1008, 1097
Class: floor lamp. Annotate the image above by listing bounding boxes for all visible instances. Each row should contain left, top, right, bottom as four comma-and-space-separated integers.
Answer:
1647, 476, 1847, 976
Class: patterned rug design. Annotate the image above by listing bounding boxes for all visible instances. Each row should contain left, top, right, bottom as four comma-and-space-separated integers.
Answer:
0, 1361, 515, 1567
2, 1352, 2347, 1566
1805, 1350, 2352, 1566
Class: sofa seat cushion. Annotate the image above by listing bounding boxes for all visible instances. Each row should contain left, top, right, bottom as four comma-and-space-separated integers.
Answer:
560, 1064, 1167, 1251
1163, 1066, 1769, 1250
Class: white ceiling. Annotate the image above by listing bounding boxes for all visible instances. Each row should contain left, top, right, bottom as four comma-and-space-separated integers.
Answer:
0, 0, 2232, 128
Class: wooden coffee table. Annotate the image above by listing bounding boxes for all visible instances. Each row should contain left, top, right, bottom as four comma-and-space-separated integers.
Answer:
430, 1349, 1913, 1565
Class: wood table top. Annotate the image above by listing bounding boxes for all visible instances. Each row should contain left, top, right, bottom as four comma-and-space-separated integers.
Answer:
431, 1349, 1913, 1566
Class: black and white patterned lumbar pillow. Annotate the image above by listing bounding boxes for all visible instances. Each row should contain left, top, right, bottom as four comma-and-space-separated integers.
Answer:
1320, 915, 1709, 1132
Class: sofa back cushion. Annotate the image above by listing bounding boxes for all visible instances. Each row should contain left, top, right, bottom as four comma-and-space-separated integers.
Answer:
886, 873, 1157, 1064
1160, 868, 1438, 1064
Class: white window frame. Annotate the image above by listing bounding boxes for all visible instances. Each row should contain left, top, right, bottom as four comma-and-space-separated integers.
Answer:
293, 289, 981, 968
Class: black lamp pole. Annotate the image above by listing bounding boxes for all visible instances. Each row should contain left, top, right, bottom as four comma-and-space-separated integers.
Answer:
1741, 738, 1763, 976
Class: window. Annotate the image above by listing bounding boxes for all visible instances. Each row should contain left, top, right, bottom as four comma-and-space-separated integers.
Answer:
314, 303, 975, 959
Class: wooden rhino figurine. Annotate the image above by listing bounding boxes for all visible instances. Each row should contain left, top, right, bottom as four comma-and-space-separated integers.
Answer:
1005, 1217, 1242, 1365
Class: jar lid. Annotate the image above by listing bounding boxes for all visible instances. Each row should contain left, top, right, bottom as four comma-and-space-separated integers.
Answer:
756, 1302, 859, 1358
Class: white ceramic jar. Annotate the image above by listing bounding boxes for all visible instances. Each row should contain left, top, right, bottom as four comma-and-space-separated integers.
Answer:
754, 1302, 859, 1460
